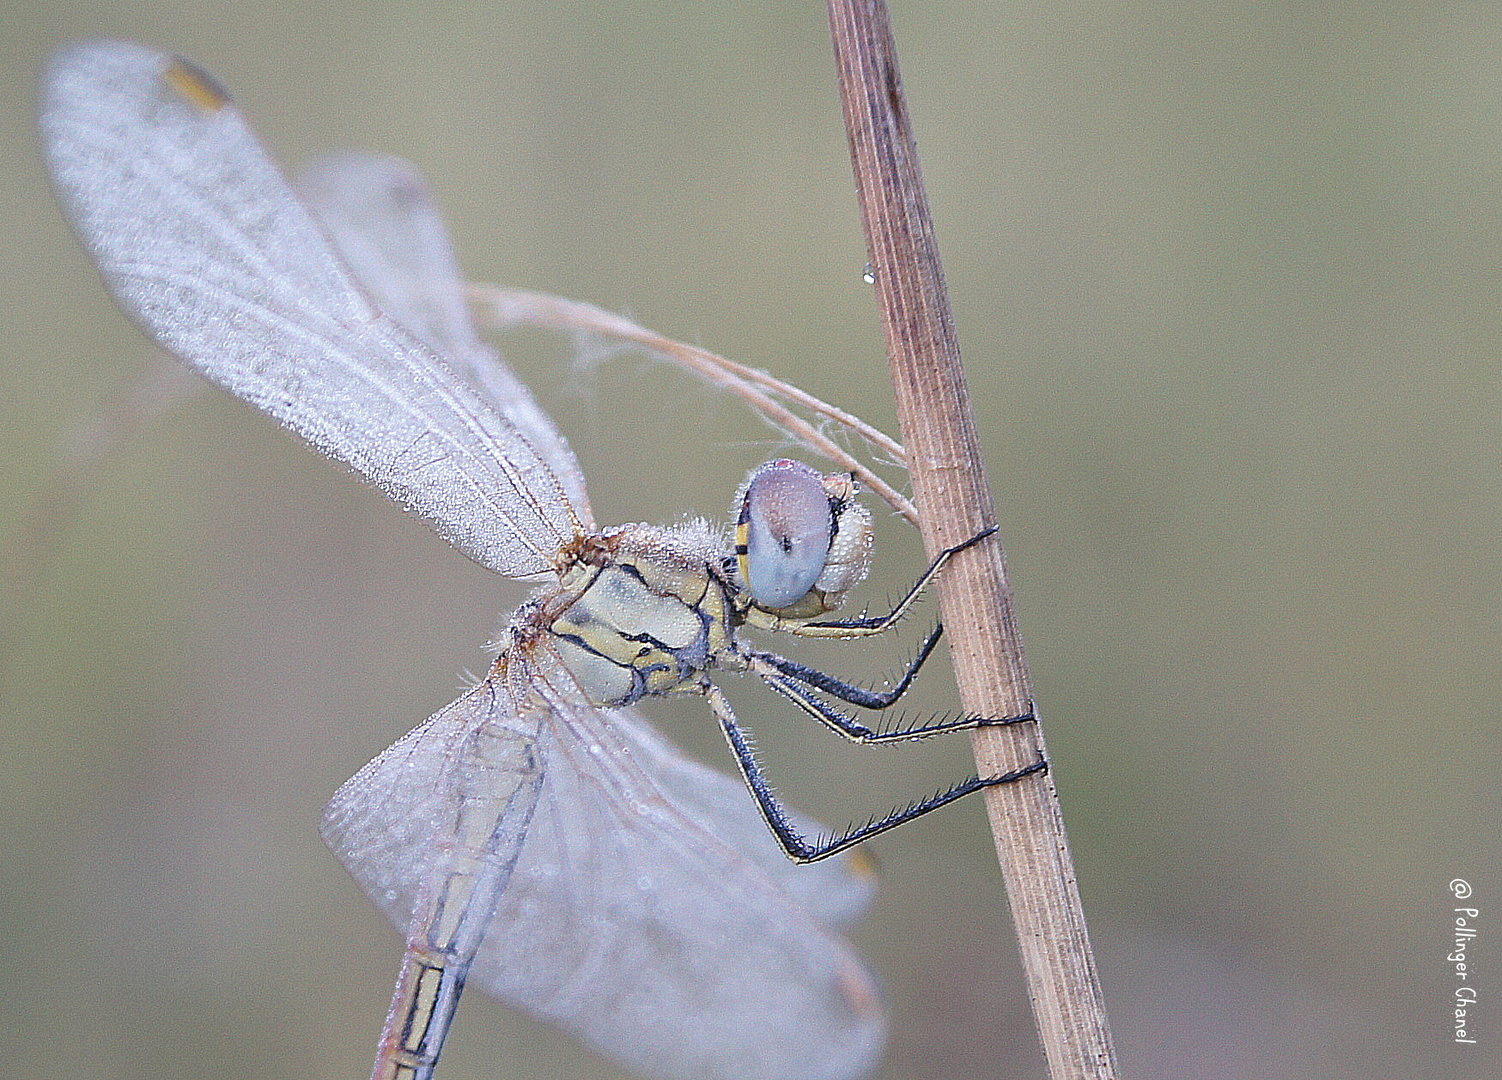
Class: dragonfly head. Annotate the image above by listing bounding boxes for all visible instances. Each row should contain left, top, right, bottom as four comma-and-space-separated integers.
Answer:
733, 459, 873, 619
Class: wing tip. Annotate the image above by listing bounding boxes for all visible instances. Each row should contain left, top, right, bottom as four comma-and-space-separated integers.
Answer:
42, 40, 232, 122
163, 54, 233, 115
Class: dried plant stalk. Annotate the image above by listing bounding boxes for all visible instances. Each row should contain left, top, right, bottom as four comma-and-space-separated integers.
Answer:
825, 2, 1121, 1077
469, 284, 919, 523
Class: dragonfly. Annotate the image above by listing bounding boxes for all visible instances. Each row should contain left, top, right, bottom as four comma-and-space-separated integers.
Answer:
41, 40, 1043, 1080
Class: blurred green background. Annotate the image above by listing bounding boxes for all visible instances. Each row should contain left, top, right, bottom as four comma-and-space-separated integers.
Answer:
3, 2, 1498, 1078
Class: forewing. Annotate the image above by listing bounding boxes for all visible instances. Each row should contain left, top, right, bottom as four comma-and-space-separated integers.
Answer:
295, 152, 595, 525
41, 40, 580, 577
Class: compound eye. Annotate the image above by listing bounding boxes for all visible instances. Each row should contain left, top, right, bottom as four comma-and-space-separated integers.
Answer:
736, 459, 834, 609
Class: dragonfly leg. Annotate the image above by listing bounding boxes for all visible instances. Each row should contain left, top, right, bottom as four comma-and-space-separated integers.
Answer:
703, 680, 1046, 862
749, 654, 1035, 743
746, 619, 948, 710
780, 526, 998, 639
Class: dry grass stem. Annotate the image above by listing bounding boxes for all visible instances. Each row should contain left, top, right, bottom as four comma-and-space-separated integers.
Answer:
469, 284, 919, 523
826, 1, 1121, 1077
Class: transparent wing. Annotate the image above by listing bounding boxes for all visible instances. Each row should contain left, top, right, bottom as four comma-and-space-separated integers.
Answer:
320, 683, 545, 951
295, 152, 595, 526
322, 682, 546, 1080
604, 707, 875, 928
323, 662, 884, 1080
40, 40, 581, 577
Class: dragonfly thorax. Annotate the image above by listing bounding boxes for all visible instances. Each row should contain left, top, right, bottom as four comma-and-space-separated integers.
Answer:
544, 521, 737, 707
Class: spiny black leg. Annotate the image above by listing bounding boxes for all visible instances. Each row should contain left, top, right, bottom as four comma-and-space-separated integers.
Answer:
789, 526, 998, 638
800, 760, 1049, 861
751, 619, 946, 709
705, 681, 811, 859
754, 664, 1036, 743
704, 680, 1046, 863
